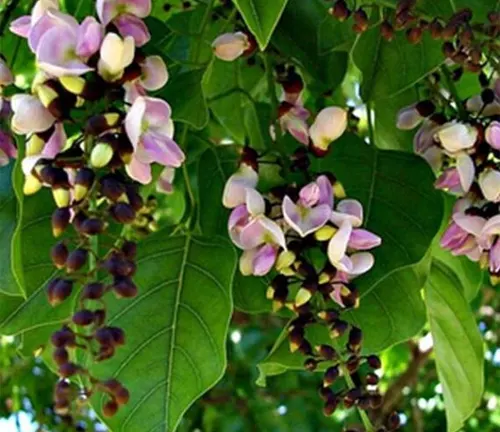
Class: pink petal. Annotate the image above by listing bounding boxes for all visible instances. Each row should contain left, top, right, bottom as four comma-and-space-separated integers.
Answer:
349, 252, 375, 276
114, 14, 150, 47
222, 165, 258, 208
452, 213, 486, 237
156, 166, 175, 194
435, 168, 463, 194
396, 104, 422, 130
29, 9, 78, 53
283, 115, 309, 146
258, 217, 287, 249
327, 221, 352, 263
0, 58, 13, 86
489, 240, 500, 273
456, 153, 475, 193
228, 204, 250, 249
125, 96, 147, 147
245, 188, 265, 216
316, 175, 333, 208
299, 182, 320, 207
124, 81, 147, 104
141, 56, 169, 91
486, 121, 500, 150
441, 222, 469, 250
212, 32, 249, 61
253, 244, 278, 276
125, 155, 151, 184
42, 123, 66, 158
348, 229, 382, 250
239, 219, 266, 250
283, 196, 330, 237
10, 16, 31, 38
37, 27, 93, 77
138, 132, 184, 168
239, 249, 256, 276
331, 199, 363, 227
76, 17, 103, 58
0, 131, 17, 160
11, 94, 55, 134
143, 97, 172, 130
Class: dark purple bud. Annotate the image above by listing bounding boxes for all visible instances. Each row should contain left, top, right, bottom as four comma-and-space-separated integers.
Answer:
51, 242, 68, 269
53, 347, 69, 366
113, 276, 138, 298
52, 207, 71, 237
110, 202, 136, 224
58, 362, 79, 378
121, 241, 137, 260
72, 309, 95, 326
66, 248, 88, 273
82, 282, 105, 300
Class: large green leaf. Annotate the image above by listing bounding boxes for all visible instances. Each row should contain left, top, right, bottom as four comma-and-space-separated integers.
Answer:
353, 28, 443, 101
233, 0, 289, 50
0, 163, 20, 296
272, 0, 347, 92
0, 187, 71, 353
91, 234, 236, 432
425, 262, 484, 432
161, 69, 209, 130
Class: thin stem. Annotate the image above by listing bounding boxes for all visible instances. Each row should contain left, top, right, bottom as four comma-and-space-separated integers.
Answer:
441, 65, 467, 120
332, 340, 375, 432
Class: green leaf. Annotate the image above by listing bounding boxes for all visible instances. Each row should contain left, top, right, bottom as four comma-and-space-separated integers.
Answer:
318, 16, 357, 55
0, 187, 72, 353
425, 262, 484, 432
91, 234, 236, 432
160, 69, 209, 130
233, 0, 290, 50
197, 146, 238, 236
0, 163, 21, 296
353, 28, 443, 101
272, 0, 348, 92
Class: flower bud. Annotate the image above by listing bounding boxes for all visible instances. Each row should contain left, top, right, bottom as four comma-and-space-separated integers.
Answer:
52, 187, 71, 208
478, 169, 500, 202
317, 309, 339, 323
52, 207, 71, 237
330, 319, 348, 338
304, 358, 318, 371
121, 241, 137, 260
486, 121, 500, 150
275, 250, 296, 272
380, 20, 394, 41
72, 309, 95, 326
58, 362, 79, 378
51, 242, 68, 269
314, 225, 337, 241
82, 282, 106, 300
316, 344, 337, 361
430, 19, 443, 38
47, 279, 73, 306
85, 113, 121, 136
367, 354, 382, 369
113, 276, 138, 298
74, 168, 95, 201
53, 347, 69, 366
51, 327, 76, 347
309, 107, 348, 155
396, 104, 423, 130
98, 33, 135, 82
331, 0, 350, 21
66, 248, 88, 273
387, 412, 401, 430
100, 174, 126, 201
23, 174, 42, 195
366, 372, 379, 385
323, 394, 339, 416
80, 218, 106, 235
212, 32, 250, 62
91, 143, 114, 168
103, 400, 119, 417
323, 366, 339, 387
115, 387, 130, 405
110, 202, 136, 224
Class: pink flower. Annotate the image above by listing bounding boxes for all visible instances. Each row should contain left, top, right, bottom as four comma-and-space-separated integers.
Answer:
9, 0, 59, 39
35, 13, 103, 77
489, 240, 500, 274
11, 94, 56, 135
309, 106, 347, 155
479, 169, 500, 202
330, 199, 364, 228
125, 96, 184, 184
124, 55, 169, 103
222, 164, 258, 209
0, 130, 17, 166
396, 103, 424, 130
441, 212, 486, 261
212, 32, 250, 62
228, 188, 266, 248
282, 175, 333, 237
278, 101, 310, 145
435, 121, 477, 154
96, 0, 151, 46
485, 121, 500, 151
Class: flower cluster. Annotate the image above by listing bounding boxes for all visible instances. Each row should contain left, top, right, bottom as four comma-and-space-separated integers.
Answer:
397, 79, 500, 283
3, 0, 184, 418
222, 135, 389, 426
0, 58, 16, 166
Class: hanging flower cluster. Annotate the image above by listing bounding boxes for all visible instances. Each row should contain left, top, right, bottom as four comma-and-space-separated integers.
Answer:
4, 0, 182, 418
397, 78, 500, 284
0, 57, 16, 166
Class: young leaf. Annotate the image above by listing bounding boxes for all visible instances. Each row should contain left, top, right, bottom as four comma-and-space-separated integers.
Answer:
90, 234, 236, 432
233, 0, 290, 50
425, 262, 484, 432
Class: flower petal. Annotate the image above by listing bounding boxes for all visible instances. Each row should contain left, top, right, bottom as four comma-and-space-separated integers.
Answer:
327, 221, 352, 263
245, 188, 265, 216
76, 17, 103, 58
156, 166, 175, 194
349, 252, 375, 276
10, 16, 32, 38
125, 155, 151, 184
222, 165, 258, 208
309, 106, 347, 151
212, 32, 249, 61
331, 199, 363, 227
11, 94, 55, 134
316, 175, 333, 208
141, 55, 168, 91
348, 229, 382, 250
253, 244, 278, 276
456, 152, 475, 193
114, 14, 150, 47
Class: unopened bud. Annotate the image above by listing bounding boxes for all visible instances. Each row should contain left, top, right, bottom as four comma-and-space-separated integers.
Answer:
304, 358, 318, 371
103, 400, 119, 418
91, 143, 114, 168
380, 20, 394, 41
323, 366, 339, 387
276, 250, 296, 272
52, 207, 71, 237
212, 32, 250, 62
23, 175, 42, 195
66, 248, 88, 273
314, 225, 337, 241
74, 168, 95, 201
331, 0, 350, 21
310, 107, 348, 155
72, 309, 95, 326
52, 187, 71, 208
51, 242, 68, 269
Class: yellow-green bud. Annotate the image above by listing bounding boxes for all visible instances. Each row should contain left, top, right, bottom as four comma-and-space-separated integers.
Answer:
295, 287, 312, 307
23, 175, 42, 195
91, 143, 114, 168
318, 272, 330, 285
73, 184, 89, 202
36, 84, 58, 108
314, 225, 337, 241
26, 134, 45, 156
59, 76, 86, 95
52, 188, 70, 208
266, 286, 275, 300
276, 250, 296, 271
333, 181, 346, 199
